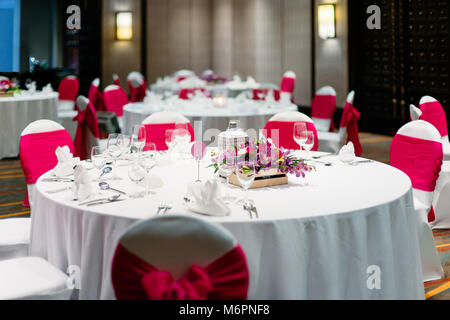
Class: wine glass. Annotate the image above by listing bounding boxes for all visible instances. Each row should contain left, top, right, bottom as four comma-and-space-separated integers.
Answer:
107, 134, 124, 180
302, 131, 315, 160
128, 158, 147, 199
141, 142, 157, 196
235, 160, 256, 207
118, 134, 132, 158
165, 129, 176, 153
219, 152, 237, 204
174, 123, 192, 160
91, 146, 106, 181
293, 122, 308, 153
131, 125, 146, 154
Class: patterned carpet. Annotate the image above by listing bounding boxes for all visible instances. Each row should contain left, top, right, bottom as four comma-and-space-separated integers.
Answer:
0, 132, 449, 299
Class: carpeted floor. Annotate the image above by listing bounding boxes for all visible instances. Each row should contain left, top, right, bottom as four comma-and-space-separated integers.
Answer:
0, 132, 449, 299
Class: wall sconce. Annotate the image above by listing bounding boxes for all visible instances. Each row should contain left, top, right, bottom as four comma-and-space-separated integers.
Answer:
318, 4, 336, 40
116, 11, 133, 41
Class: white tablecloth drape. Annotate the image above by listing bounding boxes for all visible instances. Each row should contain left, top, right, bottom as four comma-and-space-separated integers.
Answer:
0, 92, 59, 159
29, 153, 424, 300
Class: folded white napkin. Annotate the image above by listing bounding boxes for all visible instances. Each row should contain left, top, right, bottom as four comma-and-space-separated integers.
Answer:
42, 83, 54, 93
186, 180, 231, 217
71, 164, 94, 201
28, 82, 37, 94
339, 142, 356, 163
52, 146, 81, 177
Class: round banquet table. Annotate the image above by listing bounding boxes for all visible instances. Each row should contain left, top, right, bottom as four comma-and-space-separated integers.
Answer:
0, 92, 59, 159
122, 100, 297, 143
29, 151, 424, 300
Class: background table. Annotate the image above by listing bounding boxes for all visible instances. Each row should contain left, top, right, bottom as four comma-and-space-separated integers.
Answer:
0, 92, 59, 159
123, 99, 297, 144
29, 152, 424, 300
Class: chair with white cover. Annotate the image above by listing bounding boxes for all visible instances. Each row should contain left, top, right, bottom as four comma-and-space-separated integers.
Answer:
317, 91, 362, 156
57, 76, 79, 139
263, 111, 319, 151
141, 112, 194, 151
103, 84, 129, 130
0, 257, 72, 300
410, 104, 422, 121
311, 86, 337, 133
0, 218, 31, 262
174, 69, 195, 82
279, 71, 296, 103
419, 96, 450, 161
111, 215, 249, 300
127, 72, 147, 103
87, 78, 104, 111
73, 96, 106, 160
390, 120, 444, 282
113, 73, 121, 87
19, 120, 74, 208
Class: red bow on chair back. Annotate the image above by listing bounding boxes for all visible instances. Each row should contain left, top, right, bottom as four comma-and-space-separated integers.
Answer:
143, 123, 195, 151
88, 83, 105, 112
252, 89, 280, 101
73, 102, 100, 160
112, 244, 249, 300
419, 100, 448, 138
19, 130, 74, 207
264, 121, 319, 151
128, 79, 147, 103
58, 77, 79, 102
340, 101, 362, 157
311, 95, 337, 132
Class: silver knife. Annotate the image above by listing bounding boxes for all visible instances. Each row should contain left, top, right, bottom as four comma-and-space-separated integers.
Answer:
87, 199, 125, 207
250, 204, 259, 219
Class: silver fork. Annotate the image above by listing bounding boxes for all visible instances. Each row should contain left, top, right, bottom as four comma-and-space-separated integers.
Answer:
243, 203, 253, 219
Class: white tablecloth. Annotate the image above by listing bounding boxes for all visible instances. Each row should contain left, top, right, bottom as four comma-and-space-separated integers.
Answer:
0, 92, 59, 159
123, 99, 297, 144
29, 152, 424, 300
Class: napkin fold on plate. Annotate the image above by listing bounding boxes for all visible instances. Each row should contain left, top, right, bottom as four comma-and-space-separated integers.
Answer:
339, 142, 356, 163
52, 146, 81, 177
71, 164, 94, 201
186, 180, 231, 217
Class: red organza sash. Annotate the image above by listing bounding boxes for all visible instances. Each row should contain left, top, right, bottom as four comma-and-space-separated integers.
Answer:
390, 134, 443, 192
340, 101, 362, 157
264, 121, 319, 151
252, 89, 281, 101
420, 101, 448, 138
280, 77, 295, 93
88, 84, 105, 111
179, 88, 211, 100
311, 95, 337, 132
58, 78, 79, 101
73, 103, 100, 160
112, 244, 249, 300
144, 123, 195, 151
129, 80, 147, 103
19, 130, 74, 206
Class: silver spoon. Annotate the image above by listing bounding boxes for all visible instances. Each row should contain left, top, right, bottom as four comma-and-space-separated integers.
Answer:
87, 195, 123, 207
98, 182, 127, 195
79, 194, 121, 206
100, 167, 112, 177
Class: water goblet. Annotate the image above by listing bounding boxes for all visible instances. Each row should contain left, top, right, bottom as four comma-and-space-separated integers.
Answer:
235, 160, 256, 208
91, 146, 107, 181
293, 122, 308, 154
128, 158, 147, 199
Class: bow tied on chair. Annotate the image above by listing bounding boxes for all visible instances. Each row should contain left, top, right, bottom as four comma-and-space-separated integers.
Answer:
141, 265, 213, 300
340, 102, 362, 157
73, 103, 100, 160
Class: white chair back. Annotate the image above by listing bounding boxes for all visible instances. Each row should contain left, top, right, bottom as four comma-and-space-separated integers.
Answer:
76, 96, 89, 111
142, 111, 190, 125
21, 120, 65, 136
410, 104, 422, 121
269, 111, 314, 123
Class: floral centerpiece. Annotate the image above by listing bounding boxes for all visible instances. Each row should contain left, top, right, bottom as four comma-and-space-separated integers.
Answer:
0, 79, 20, 96
209, 138, 315, 189
200, 73, 230, 85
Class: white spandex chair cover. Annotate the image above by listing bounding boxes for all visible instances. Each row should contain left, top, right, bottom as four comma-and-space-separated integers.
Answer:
410, 104, 422, 121
312, 86, 337, 132
127, 72, 145, 86
21, 120, 66, 207
317, 91, 355, 153
0, 76, 9, 81
76, 96, 107, 153
0, 218, 31, 261
280, 71, 296, 103
392, 121, 444, 282
0, 257, 72, 300
174, 70, 195, 78
142, 111, 190, 125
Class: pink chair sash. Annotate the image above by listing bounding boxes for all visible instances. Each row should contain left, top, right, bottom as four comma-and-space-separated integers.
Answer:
311, 95, 337, 132
280, 77, 295, 93
252, 89, 280, 101
112, 243, 249, 300
179, 88, 211, 100
113, 77, 121, 87
104, 88, 129, 117
19, 130, 74, 207
128, 79, 147, 103
88, 83, 105, 112
340, 101, 363, 157
419, 101, 449, 138
390, 134, 443, 192
58, 77, 79, 102
264, 121, 319, 151
73, 102, 100, 160
143, 123, 195, 151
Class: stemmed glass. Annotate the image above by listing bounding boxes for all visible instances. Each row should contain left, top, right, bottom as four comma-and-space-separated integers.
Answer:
293, 122, 308, 154
302, 131, 315, 160
219, 152, 237, 205
140, 142, 157, 196
235, 160, 256, 207
119, 134, 132, 159
91, 146, 107, 181
165, 129, 176, 154
173, 123, 191, 159
128, 158, 147, 199
131, 125, 146, 154
107, 134, 124, 180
